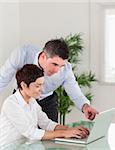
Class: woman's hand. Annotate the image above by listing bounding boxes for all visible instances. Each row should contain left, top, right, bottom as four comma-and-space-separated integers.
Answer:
63, 126, 89, 139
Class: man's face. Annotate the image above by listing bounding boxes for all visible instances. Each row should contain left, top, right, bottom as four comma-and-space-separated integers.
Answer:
43, 55, 67, 76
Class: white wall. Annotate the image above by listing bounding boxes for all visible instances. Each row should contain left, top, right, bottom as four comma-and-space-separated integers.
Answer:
0, 1, 115, 124
0, 2, 20, 108
19, 2, 90, 59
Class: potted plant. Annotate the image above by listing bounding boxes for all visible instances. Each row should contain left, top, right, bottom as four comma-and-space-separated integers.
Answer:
56, 33, 97, 125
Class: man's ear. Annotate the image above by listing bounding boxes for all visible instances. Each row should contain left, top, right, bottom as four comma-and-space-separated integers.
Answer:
20, 81, 27, 89
40, 52, 47, 61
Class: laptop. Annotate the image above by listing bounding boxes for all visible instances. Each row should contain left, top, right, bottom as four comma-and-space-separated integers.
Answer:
54, 108, 115, 145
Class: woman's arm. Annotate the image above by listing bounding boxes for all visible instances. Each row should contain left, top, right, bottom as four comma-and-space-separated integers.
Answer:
54, 124, 69, 130
42, 125, 89, 140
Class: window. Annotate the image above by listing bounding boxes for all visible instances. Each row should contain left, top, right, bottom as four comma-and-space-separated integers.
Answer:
104, 8, 115, 83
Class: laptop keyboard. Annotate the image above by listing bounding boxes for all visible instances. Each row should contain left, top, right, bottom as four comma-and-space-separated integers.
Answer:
67, 121, 95, 140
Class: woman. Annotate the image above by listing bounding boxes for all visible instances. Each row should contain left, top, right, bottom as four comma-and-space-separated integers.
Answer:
0, 64, 89, 146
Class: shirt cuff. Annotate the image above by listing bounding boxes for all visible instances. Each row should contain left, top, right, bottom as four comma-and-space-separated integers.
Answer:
46, 121, 59, 131
28, 128, 45, 140
75, 95, 90, 111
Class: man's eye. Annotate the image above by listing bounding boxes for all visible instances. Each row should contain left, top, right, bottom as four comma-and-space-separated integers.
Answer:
53, 63, 58, 66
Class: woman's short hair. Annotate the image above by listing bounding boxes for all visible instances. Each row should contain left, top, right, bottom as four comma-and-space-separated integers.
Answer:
16, 64, 44, 89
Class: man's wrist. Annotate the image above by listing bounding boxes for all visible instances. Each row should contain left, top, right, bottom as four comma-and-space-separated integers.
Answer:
82, 103, 90, 113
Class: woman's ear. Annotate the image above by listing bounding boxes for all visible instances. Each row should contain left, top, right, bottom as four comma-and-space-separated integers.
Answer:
20, 81, 27, 90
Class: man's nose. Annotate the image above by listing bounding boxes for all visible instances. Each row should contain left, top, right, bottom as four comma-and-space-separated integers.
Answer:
54, 67, 60, 73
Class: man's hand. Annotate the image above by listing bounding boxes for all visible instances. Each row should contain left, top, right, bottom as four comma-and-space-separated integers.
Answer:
82, 104, 99, 120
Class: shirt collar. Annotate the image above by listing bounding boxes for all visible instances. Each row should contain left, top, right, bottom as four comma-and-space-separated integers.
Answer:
14, 89, 35, 107
33, 51, 44, 72
33, 51, 42, 66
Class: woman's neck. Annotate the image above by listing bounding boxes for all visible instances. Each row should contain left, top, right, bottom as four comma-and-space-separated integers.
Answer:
19, 89, 30, 104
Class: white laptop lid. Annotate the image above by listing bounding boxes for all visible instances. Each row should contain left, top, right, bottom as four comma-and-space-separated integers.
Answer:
54, 108, 115, 145
87, 108, 115, 144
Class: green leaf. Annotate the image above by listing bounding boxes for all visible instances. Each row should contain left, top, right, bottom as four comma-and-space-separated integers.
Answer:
76, 72, 97, 88
85, 92, 94, 102
65, 33, 84, 64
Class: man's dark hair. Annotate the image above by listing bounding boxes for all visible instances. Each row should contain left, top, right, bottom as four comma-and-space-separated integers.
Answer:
16, 64, 44, 89
43, 39, 69, 59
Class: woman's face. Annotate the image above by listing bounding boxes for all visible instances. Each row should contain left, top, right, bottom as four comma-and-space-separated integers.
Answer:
24, 77, 44, 99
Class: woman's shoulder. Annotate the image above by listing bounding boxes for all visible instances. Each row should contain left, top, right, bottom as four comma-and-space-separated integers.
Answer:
2, 94, 18, 109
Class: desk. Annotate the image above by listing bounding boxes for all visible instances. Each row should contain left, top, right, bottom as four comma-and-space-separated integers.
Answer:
1, 124, 115, 150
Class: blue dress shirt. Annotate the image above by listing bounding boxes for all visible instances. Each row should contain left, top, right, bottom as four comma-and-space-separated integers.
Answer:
0, 45, 90, 111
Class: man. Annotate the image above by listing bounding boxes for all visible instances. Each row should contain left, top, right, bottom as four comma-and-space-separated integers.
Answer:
0, 39, 98, 122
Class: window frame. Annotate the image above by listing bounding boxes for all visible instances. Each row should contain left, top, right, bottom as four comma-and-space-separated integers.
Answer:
90, 2, 115, 85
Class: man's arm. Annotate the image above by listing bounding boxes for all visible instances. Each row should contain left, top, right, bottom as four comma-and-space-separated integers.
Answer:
63, 63, 90, 110
63, 63, 98, 120
0, 47, 26, 93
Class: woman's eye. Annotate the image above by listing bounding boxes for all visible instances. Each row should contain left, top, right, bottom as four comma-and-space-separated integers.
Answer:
35, 85, 40, 88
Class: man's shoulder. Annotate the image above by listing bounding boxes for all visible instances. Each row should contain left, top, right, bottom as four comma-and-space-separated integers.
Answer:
17, 44, 40, 64
20, 44, 39, 53
63, 61, 72, 71
11, 44, 39, 59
